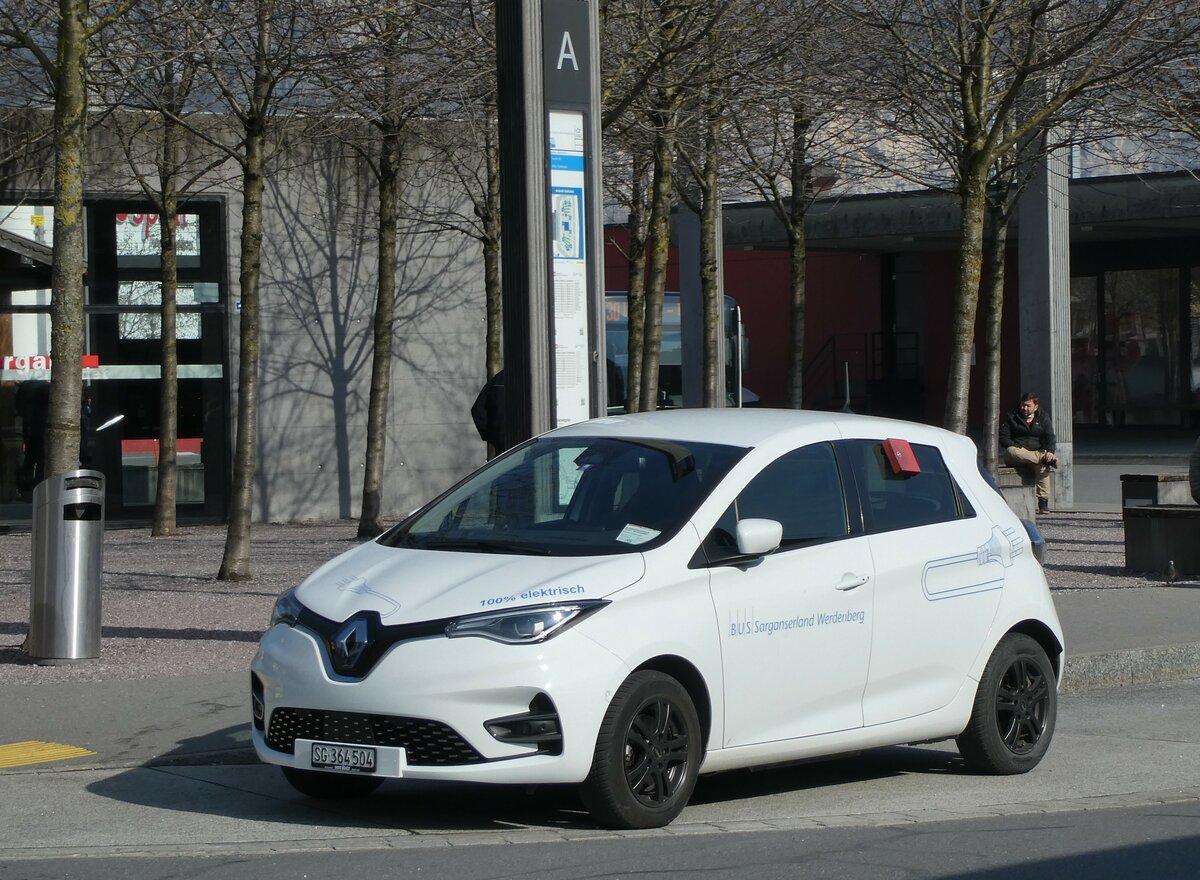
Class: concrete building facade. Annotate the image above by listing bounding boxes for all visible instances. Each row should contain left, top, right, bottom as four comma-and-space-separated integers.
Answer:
1, 128, 489, 529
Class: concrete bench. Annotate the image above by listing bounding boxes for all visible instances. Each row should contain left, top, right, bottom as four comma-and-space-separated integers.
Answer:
995, 466, 1036, 520
1120, 473, 1193, 512
1124, 504, 1200, 575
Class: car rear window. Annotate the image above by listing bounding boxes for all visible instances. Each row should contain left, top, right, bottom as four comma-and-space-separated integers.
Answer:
843, 439, 974, 533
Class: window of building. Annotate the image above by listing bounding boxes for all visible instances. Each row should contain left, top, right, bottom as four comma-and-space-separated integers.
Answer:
1104, 268, 1180, 425
117, 282, 203, 339
115, 213, 201, 268
0, 200, 227, 526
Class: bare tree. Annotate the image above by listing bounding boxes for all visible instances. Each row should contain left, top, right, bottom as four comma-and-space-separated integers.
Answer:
675, 23, 735, 408
845, 0, 1198, 433
724, 1, 867, 410
599, 0, 732, 413
1, 0, 134, 478
184, 0, 347, 580
306, 1, 446, 535
93, 0, 231, 535
602, 142, 652, 411
408, 1, 504, 432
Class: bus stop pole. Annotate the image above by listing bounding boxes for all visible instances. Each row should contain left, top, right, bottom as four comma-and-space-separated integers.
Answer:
495, 0, 553, 446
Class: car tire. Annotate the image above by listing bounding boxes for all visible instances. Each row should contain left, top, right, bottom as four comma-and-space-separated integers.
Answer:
579, 670, 702, 829
281, 767, 384, 799
957, 633, 1057, 774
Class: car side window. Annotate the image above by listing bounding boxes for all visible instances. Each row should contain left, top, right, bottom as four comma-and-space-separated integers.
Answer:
844, 439, 973, 533
702, 442, 849, 562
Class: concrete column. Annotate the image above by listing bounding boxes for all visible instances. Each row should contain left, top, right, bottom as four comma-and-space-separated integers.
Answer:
1018, 149, 1073, 509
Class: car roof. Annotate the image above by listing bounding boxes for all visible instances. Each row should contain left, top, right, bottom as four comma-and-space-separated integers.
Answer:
547, 408, 973, 454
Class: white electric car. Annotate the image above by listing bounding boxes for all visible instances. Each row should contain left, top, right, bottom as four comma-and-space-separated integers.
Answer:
251, 409, 1063, 829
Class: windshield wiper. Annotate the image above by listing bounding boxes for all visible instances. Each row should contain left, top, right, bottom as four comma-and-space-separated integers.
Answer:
417, 537, 552, 555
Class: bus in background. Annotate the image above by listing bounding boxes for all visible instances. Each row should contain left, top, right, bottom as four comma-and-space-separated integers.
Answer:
604, 292, 752, 414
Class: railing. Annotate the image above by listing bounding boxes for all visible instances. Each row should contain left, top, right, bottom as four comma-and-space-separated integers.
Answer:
803, 332, 921, 417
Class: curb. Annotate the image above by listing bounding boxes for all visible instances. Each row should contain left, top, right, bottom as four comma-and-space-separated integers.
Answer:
1060, 643, 1200, 693
2, 786, 1199, 860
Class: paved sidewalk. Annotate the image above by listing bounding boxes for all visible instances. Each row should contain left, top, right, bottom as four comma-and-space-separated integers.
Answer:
0, 513, 1196, 767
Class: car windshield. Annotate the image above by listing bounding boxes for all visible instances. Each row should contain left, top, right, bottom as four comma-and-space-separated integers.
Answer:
382, 435, 747, 556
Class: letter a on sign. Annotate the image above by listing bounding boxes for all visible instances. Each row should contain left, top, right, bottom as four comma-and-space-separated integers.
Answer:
558, 31, 579, 70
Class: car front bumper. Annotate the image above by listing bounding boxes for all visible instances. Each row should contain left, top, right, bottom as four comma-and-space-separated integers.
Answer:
250, 621, 628, 785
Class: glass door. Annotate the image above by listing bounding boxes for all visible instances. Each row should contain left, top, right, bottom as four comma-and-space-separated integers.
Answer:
1103, 269, 1180, 425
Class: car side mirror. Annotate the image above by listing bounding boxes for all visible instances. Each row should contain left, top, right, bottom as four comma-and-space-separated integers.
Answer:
736, 518, 782, 556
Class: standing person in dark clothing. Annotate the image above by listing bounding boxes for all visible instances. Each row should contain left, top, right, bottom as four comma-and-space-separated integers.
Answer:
1000, 391, 1058, 514
14, 380, 49, 499
471, 369, 508, 457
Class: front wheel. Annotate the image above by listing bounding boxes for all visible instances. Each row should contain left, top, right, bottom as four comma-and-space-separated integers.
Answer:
281, 767, 384, 799
957, 633, 1057, 774
580, 670, 702, 829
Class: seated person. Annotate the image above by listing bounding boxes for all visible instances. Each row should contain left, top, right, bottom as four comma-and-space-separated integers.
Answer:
1000, 391, 1058, 515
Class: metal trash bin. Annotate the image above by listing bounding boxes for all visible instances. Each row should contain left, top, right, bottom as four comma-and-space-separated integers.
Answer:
28, 469, 105, 664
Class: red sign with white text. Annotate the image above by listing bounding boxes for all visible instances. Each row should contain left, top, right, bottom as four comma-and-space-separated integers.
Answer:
2, 355, 100, 371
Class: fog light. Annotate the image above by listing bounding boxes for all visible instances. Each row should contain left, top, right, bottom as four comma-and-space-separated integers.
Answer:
484, 694, 562, 754
251, 673, 265, 731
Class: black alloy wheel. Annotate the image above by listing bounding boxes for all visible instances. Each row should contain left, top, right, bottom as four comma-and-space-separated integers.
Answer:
623, 696, 690, 807
995, 654, 1051, 754
580, 670, 702, 829
957, 632, 1058, 774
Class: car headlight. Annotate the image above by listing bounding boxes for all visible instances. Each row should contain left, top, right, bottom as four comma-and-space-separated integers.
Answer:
445, 601, 608, 644
269, 588, 305, 628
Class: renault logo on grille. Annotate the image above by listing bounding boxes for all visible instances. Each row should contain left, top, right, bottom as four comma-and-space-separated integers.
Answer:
331, 618, 370, 673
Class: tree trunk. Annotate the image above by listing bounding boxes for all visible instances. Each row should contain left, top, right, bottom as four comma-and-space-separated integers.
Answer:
623, 153, 650, 413
699, 109, 722, 408
786, 227, 807, 410
980, 203, 1009, 476
786, 104, 810, 410
484, 108, 503, 383
358, 127, 401, 539
640, 104, 678, 412
218, 0, 275, 580
46, 0, 89, 478
152, 119, 180, 537
944, 160, 990, 434
218, 133, 266, 580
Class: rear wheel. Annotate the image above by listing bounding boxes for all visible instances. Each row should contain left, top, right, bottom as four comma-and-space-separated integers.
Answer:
580, 670, 702, 829
957, 633, 1057, 774
281, 767, 384, 798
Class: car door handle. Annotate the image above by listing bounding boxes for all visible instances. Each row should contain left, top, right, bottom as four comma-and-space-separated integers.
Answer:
835, 573, 870, 591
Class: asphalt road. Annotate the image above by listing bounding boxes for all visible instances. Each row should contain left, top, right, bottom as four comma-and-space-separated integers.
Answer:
2, 789, 1197, 879
0, 678, 1197, 871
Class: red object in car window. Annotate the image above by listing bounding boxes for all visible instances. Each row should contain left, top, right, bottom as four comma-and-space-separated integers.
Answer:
883, 438, 921, 475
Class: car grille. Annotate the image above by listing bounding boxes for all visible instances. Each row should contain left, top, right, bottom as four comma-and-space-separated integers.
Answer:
267, 708, 486, 766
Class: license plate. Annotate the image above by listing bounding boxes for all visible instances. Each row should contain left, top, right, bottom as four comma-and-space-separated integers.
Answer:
309, 741, 376, 773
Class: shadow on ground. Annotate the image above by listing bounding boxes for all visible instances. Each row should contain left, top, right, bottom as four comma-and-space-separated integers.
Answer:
85, 727, 971, 834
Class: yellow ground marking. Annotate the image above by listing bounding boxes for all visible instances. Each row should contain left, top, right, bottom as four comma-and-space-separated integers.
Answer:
0, 740, 96, 769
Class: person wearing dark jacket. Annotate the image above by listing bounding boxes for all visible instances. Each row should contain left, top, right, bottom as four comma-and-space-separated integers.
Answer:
471, 369, 508, 456
1000, 391, 1058, 514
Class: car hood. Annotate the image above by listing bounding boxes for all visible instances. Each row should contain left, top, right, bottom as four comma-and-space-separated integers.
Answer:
292, 539, 646, 625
